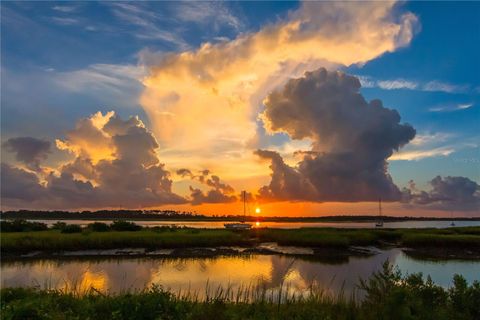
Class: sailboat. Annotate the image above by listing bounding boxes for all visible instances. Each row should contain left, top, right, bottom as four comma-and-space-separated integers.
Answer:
375, 198, 384, 227
224, 191, 253, 230
450, 211, 455, 227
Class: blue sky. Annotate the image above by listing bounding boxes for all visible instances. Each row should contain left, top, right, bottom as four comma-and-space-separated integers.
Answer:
1, 1, 479, 213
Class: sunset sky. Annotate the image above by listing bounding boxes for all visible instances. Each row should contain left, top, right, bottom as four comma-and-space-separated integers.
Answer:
1, 1, 479, 216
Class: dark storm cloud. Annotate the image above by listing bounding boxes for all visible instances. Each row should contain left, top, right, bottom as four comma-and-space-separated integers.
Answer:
402, 176, 480, 212
176, 168, 193, 177
2, 137, 51, 171
206, 175, 235, 194
189, 186, 237, 206
0, 163, 47, 202
257, 68, 416, 202
1, 112, 186, 209
178, 168, 238, 205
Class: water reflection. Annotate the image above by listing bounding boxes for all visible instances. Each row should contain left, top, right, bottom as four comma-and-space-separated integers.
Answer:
2, 250, 479, 298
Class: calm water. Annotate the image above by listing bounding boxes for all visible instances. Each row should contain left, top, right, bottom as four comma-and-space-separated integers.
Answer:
2, 249, 479, 298
21, 219, 480, 229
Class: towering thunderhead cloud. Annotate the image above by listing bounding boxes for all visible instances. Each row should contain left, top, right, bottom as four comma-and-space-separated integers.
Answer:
257, 68, 416, 202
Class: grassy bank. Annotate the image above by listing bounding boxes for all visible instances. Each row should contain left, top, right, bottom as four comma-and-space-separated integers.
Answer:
1, 220, 480, 254
1, 229, 248, 254
1, 262, 479, 320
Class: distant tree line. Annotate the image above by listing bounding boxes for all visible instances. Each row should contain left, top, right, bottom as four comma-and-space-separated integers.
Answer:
0, 210, 479, 221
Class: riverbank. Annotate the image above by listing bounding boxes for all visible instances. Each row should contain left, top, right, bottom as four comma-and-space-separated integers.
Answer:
1, 262, 479, 320
1, 221, 479, 259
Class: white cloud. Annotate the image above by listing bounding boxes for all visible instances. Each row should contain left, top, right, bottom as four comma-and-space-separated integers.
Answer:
140, 1, 418, 181
377, 79, 418, 90
458, 103, 474, 110
174, 2, 243, 31
107, 2, 188, 49
356, 75, 375, 88
55, 64, 145, 95
389, 146, 455, 161
357, 76, 471, 94
410, 132, 452, 146
51, 17, 79, 26
52, 5, 77, 13
423, 80, 469, 93
428, 103, 474, 112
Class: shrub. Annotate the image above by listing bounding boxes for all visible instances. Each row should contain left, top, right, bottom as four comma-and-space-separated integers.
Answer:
0, 219, 48, 232
88, 222, 110, 232
110, 220, 141, 231
60, 224, 83, 233
51, 221, 67, 230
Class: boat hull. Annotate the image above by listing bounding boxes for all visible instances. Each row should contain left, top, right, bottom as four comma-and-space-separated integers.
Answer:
224, 223, 252, 230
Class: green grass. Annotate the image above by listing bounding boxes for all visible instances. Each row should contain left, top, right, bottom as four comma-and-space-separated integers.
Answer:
1, 229, 248, 253
401, 233, 480, 248
2, 223, 480, 254
1, 262, 479, 320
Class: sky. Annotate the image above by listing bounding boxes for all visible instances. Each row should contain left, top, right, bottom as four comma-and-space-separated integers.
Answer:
1, 1, 479, 217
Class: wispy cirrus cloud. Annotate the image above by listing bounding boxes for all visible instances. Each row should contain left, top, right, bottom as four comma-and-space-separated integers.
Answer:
55, 64, 144, 94
423, 80, 470, 93
377, 79, 418, 90
429, 103, 474, 112
51, 17, 79, 26
173, 1, 244, 31
409, 132, 452, 146
390, 132, 456, 161
389, 131, 477, 161
107, 2, 188, 49
51, 63, 145, 110
389, 146, 455, 161
358, 75, 471, 93
52, 5, 78, 13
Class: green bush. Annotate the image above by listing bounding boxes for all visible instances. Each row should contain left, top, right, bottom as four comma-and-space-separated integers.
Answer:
88, 222, 110, 232
60, 224, 83, 234
110, 220, 141, 231
0, 219, 48, 232
51, 221, 67, 230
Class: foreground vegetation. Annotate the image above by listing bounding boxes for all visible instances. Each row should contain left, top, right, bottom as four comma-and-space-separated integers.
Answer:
1, 262, 479, 319
1, 220, 480, 255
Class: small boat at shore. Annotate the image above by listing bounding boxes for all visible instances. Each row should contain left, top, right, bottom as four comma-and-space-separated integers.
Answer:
224, 222, 252, 230
225, 191, 252, 230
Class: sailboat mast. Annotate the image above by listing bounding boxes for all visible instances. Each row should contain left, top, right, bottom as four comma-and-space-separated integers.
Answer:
379, 198, 382, 217
243, 191, 246, 217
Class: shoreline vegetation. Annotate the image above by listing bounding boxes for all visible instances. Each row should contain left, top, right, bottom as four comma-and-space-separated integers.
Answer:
1, 220, 479, 260
1, 210, 479, 222
1, 262, 479, 319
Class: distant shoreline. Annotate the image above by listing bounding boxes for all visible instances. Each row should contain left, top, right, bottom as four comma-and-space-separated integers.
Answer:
1, 210, 479, 222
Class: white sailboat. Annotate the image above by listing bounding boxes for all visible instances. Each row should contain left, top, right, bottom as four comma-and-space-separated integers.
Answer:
224, 191, 252, 230
375, 198, 384, 227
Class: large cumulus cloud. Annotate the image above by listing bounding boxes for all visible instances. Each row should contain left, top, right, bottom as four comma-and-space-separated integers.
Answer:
1, 112, 186, 209
140, 1, 418, 179
402, 176, 480, 212
2, 137, 51, 171
257, 68, 416, 202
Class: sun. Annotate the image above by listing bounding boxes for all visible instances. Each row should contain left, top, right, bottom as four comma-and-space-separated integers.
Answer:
255, 207, 261, 214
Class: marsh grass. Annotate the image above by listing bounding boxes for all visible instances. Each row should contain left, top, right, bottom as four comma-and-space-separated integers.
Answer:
1, 221, 480, 254
1, 262, 479, 319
